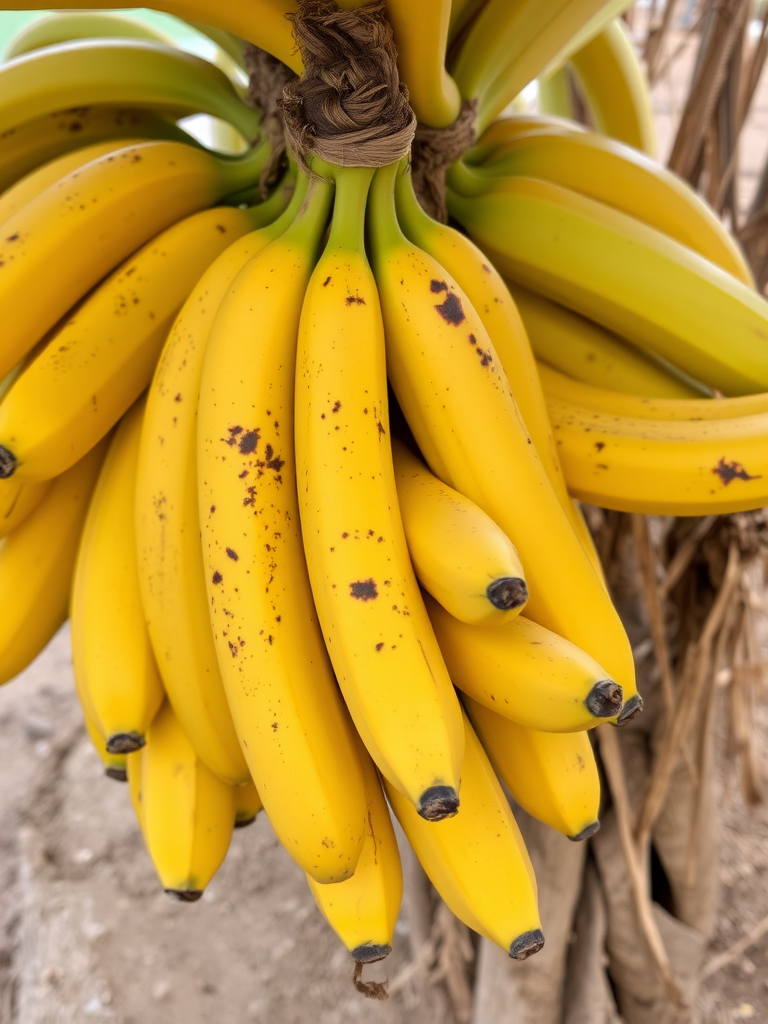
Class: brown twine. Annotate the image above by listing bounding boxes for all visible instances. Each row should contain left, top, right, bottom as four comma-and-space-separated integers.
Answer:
244, 44, 298, 198
352, 961, 388, 1000
411, 99, 477, 223
279, 0, 416, 169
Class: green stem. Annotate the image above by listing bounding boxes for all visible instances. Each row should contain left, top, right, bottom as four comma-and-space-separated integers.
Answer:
444, 157, 488, 197
322, 164, 376, 253
367, 159, 409, 259
281, 170, 334, 251
394, 161, 438, 246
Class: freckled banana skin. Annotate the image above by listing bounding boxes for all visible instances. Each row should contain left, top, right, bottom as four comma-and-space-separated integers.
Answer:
295, 169, 464, 816
0, 204, 259, 482
198, 179, 369, 884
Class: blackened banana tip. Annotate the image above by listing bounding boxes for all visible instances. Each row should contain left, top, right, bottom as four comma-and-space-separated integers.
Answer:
351, 943, 391, 964
105, 767, 128, 783
165, 889, 203, 903
105, 731, 145, 755
487, 576, 528, 611
585, 679, 623, 718
234, 814, 257, 829
509, 929, 545, 960
569, 821, 600, 842
418, 785, 459, 821
0, 446, 17, 478
616, 694, 644, 726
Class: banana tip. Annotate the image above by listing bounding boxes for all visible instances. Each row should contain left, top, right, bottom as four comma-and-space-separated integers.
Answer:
418, 785, 459, 821
165, 889, 203, 903
487, 576, 528, 611
0, 446, 17, 478
105, 767, 128, 783
585, 680, 623, 718
234, 814, 257, 829
616, 694, 644, 726
351, 943, 391, 964
509, 929, 545, 960
569, 821, 600, 842
105, 731, 145, 755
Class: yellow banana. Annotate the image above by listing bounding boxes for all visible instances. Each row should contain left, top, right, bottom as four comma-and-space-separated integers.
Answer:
449, 176, 768, 396
136, 185, 296, 787
199, 172, 369, 883
545, 391, 768, 516
386, 709, 544, 959
465, 696, 601, 840
465, 113, 586, 165
426, 593, 624, 731
296, 163, 464, 819
537, 67, 577, 120
448, 0, 489, 42
127, 748, 145, 833
4, 11, 176, 59
0, 105, 194, 196
0, 438, 106, 686
393, 438, 527, 625
540, 0, 633, 72
234, 780, 263, 828
539, 362, 768, 420
451, 129, 752, 286
569, 19, 656, 157
141, 700, 235, 900
82, 704, 128, 782
307, 735, 402, 964
0, 476, 49, 539
0, 202, 266, 483
0, 136, 147, 227
0, 139, 266, 384
71, 399, 164, 753
369, 160, 638, 705
509, 283, 709, 399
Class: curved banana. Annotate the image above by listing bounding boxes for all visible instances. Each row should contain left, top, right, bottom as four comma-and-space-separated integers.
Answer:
465, 696, 601, 840
234, 780, 263, 827
0, 203, 262, 483
4, 12, 176, 60
142, 700, 235, 900
0, 476, 49, 539
451, 129, 752, 286
296, 164, 464, 819
71, 399, 164, 753
0, 138, 266, 393
545, 391, 768, 516
137, 185, 296, 787
509, 284, 709, 399
0, 105, 194, 196
448, 0, 489, 41
127, 748, 145, 833
426, 593, 623, 731
465, 113, 586, 165
199, 173, 370, 883
0, 438, 106, 686
307, 734, 402, 964
449, 177, 768, 396
386, 709, 544, 960
393, 438, 527, 625
369, 161, 638, 703
82, 705, 128, 782
569, 19, 656, 157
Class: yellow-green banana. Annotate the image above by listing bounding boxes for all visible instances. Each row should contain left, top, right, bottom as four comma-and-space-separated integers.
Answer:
71, 399, 164, 753
307, 734, 402, 963
0, 139, 266, 384
296, 163, 464, 819
465, 696, 601, 840
0, 438, 106, 685
4, 11, 176, 60
386, 709, 544, 960
142, 700, 235, 900
465, 113, 586, 165
199, 172, 369, 882
385, 0, 461, 127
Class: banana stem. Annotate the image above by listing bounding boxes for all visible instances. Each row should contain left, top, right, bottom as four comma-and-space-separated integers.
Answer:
394, 162, 436, 241
220, 137, 271, 199
316, 164, 375, 254
444, 158, 489, 197
367, 159, 409, 257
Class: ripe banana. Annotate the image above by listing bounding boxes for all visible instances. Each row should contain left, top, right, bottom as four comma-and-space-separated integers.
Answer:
568, 19, 656, 157
509, 283, 709, 399
369, 161, 638, 703
426, 593, 623, 731
4, 11, 176, 59
137, 185, 296, 787
386, 709, 544, 960
0, 39, 260, 140
296, 163, 464, 819
0, 139, 266, 390
127, 748, 145, 834
449, 177, 768, 395
465, 113, 586, 165
0, 105, 194, 196
82, 704, 128, 782
234, 780, 263, 828
545, 391, 768, 516
393, 438, 527, 625
464, 695, 601, 840
307, 734, 403, 964
0, 477, 49, 539
450, 129, 752, 285
142, 700, 235, 900
199, 172, 370, 883
0, 437, 106, 686
71, 399, 164, 753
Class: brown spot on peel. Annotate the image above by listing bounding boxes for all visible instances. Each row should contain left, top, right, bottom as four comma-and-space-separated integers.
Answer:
350, 579, 378, 600
712, 457, 760, 484
434, 291, 465, 326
